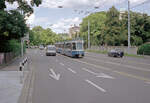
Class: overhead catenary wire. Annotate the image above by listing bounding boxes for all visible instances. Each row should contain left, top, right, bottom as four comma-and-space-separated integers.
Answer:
131, 0, 150, 9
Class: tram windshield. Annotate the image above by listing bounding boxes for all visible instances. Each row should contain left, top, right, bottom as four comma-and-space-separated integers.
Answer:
76, 42, 83, 50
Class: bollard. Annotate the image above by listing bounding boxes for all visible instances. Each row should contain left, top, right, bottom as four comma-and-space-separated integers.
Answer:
22, 62, 24, 66
19, 65, 22, 71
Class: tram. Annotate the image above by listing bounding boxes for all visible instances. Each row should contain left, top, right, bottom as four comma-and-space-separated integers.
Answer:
55, 38, 84, 58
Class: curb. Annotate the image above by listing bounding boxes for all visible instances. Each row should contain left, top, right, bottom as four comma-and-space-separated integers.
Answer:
18, 60, 35, 103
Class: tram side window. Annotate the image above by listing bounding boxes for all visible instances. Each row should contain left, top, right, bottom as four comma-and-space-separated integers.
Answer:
72, 43, 76, 50
66, 43, 71, 50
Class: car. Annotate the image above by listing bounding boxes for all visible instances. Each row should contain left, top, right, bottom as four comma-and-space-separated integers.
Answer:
46, 45, 56, 56
39, 45, 44, 50
108, 49, 124, 58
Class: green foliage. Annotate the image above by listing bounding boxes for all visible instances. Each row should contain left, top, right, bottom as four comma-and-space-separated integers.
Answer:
137, 43, 150, 55
1, 0, 42, 16
8, 39, 21, 56
80, 11, 107, 46
0, 10, 29, 53
0, 10, 28, 39
79, 6, 150, 47
29, 26, 65, 46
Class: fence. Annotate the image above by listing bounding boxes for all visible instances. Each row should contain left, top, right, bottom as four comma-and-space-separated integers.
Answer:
89, 46, 138, 55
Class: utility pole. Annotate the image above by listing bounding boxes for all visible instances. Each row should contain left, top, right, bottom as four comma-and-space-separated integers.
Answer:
88, 20, 90, 49
128, 0, 131, 48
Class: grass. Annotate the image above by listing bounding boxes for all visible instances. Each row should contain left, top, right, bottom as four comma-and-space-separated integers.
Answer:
86, 49, 144, 58
124, 53, 144, 58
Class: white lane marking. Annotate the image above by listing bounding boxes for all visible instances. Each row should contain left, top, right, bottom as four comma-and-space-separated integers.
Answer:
67, 68, 77, 74
85, 57, 150, 72
82, 68, 98, 75
41, 55, 43, 56
106, 61, 150, 72
48, 69, 60, 80
60, 63, 64, 66
85, 79, 106, 92
82, 68, 114, 79
146, 82, 150, 84
74, 59, 110, 71
86, 54, 150, 66
96, 73, 115, 79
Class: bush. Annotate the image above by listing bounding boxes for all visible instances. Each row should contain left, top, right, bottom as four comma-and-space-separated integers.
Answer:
137, 43, 150, 55
8, 39, 21, 56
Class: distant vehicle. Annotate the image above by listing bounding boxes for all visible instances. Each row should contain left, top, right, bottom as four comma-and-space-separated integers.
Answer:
39, 45, 44, 50
46, 45, 56, 56
55, 38, 84, 58
108, 49, 124, 58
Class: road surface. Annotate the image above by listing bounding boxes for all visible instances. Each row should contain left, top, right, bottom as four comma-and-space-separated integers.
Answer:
28, 49, 150, 103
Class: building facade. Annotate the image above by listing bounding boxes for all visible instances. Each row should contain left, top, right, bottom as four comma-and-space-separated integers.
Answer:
69, 25, 80, 38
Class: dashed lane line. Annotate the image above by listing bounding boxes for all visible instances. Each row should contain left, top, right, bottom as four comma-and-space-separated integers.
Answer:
85, 79, 106, 92
57, 54, 150, 83
85, 57, 150, 72
86, 54, 150, 66
145, 82, 150, 84
67, 68, 77, 74
60, 63, 65, 66
82, 68, 98, 75
73, 59, 111, 71
113, 71, 150, 82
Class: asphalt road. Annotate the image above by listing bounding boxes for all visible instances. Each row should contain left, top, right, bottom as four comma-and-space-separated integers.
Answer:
29, 49, 150, 103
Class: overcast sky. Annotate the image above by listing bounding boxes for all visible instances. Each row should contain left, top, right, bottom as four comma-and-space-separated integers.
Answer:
6, 0, 150, 33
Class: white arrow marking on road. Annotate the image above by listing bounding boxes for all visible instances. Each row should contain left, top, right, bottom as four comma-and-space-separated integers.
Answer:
85, 79, 106, 92
96, 73, 115, 79
49, 69, 60, 80
82, 68, 114, 79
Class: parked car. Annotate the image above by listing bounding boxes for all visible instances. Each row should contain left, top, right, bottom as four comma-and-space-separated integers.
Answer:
46, 45, 56, 56
108, 49, 124, 58
39, 45, 44, 50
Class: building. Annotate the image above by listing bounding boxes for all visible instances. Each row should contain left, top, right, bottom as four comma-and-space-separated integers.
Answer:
69, 25, 80, 38
119, 8, 126, 20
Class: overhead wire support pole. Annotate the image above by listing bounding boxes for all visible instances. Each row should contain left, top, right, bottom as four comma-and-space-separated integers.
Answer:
128, 0, 131, 48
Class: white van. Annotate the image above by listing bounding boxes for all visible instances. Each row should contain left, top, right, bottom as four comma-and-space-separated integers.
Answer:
46, 45, 56, 56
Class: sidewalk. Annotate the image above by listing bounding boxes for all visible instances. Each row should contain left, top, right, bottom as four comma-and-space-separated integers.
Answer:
0, 57, 29, 103
0, 71, 23, 103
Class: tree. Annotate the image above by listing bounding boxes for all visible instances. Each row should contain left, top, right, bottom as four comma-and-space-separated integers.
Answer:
80, 6, 150, 47
80, 11, 107, 46
0, 0, 42, 16
29, 26, 64, 46
104, 6, 123, 46
0, 0, 42, 53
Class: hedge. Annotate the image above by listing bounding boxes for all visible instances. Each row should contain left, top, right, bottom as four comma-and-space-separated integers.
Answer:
137, 43, 150, 55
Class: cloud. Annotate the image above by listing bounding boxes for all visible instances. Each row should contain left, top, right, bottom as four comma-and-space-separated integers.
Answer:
49, 17, 82, 33
26, 14, 35, 25
5, 1, 18, 10
40, 0, 148, 9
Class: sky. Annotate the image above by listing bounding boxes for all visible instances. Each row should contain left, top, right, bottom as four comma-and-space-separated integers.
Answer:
6, 0, 150, 33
